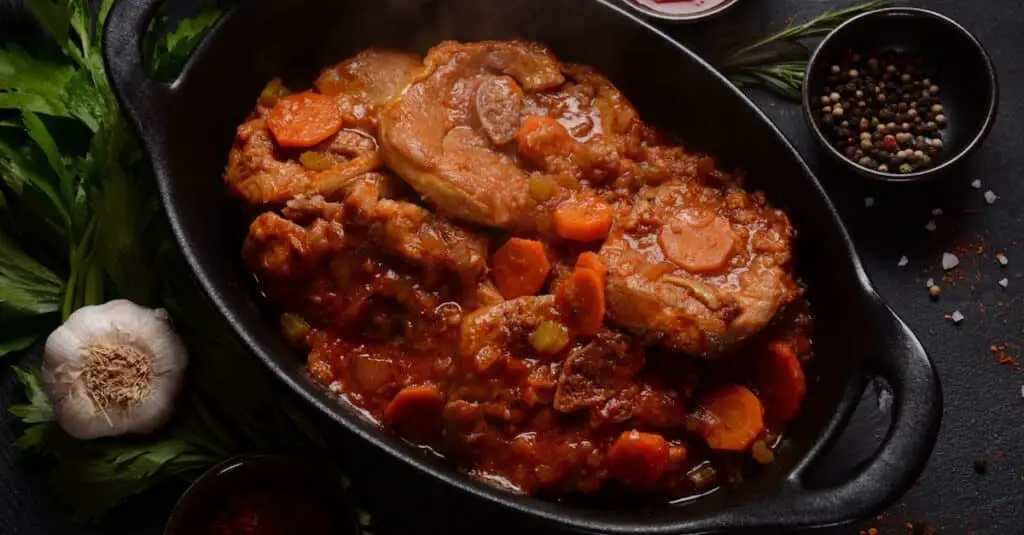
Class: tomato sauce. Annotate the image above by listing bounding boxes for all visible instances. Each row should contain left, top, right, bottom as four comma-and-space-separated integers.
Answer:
208, 489, 333, 535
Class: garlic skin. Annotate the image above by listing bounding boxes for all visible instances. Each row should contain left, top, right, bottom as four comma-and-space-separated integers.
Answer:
42, 300, 189, 439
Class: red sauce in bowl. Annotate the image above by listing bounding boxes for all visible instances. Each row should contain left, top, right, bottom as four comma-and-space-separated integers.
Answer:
209, 489, 333, 535
635, 0, 729, 16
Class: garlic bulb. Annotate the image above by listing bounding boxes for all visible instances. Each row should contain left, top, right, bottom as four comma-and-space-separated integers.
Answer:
42, 300, 189, 439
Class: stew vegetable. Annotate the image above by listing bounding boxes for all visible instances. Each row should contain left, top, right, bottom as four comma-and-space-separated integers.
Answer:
228, 41, 811, 502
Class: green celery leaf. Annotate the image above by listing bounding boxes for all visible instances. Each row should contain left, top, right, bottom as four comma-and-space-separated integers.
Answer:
23, 1, 72, 57
0, 331, 43, 357
0, 129, 70, 231
0, 44, 77, 118
98, 0, 116, 31
20, 110, 74, 205
0, 92, 67, 119
0, 315, 56, 357
50, 438, 216, 523
0, 230, 63, 319
62, 69, 105, 133
9, 366, 55, 423
150, 8, 222, 80
68, 0, 93, 54
88, 113, 160, 306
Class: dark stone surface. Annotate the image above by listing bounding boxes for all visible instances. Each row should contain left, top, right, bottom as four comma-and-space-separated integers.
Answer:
1, 0, 1021, 533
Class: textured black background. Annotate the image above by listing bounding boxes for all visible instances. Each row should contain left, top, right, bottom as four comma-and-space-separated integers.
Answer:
1, 0, 1022, 533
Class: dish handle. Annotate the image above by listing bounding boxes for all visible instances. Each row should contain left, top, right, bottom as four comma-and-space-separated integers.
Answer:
748, 293, 942, 529
102, 0, 182, 144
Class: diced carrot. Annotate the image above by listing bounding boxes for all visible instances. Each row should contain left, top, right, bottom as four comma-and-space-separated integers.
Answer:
556, 267, 605, 336
516, 115, 574, 165
757, 341, 806, 423
575, 252, 606, 284
267, 92, 343, 148
553, 199, 614, 242
658, 209, 736, 273
492, 238, 551, 299
691, 385, 764, 452
385, 385, 445, 442
607, 430, 670, 488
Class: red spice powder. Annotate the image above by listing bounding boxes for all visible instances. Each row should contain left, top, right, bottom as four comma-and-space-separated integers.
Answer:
991, 344, 1020, 371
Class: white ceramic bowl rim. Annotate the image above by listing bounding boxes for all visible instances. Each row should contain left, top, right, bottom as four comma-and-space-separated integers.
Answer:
618, 0, 742, 22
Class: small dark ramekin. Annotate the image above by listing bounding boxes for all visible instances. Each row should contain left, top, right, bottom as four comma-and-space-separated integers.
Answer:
802, 7, 998, 183
163, 454, 360, 535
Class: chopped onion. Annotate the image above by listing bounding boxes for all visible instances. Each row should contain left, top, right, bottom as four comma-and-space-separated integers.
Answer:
925, 219, 937, 232
984, 190, 998, 204
971, 179, 982, 189
998, 278, 1009, 289
897, 256, 909, 267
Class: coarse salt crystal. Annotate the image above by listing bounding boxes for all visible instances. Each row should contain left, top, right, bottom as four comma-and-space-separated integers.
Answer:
971, 179, 982, 189
925, 220, 937, 232
951, 310, 964, 323
864, 197, 875, 208
941, 252, 960, 270
996, 253, 1009, 266
926, 278, 935, 288
984, 190, 998, 204
931, 208, 943, 216
999, 278, 1009, 288
898, 256, 909, 267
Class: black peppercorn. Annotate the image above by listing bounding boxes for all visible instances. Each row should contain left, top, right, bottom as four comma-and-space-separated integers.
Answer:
973, 459, 987, 475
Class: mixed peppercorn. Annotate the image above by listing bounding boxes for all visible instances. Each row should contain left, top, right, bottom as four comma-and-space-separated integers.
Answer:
816, 50, 948, 174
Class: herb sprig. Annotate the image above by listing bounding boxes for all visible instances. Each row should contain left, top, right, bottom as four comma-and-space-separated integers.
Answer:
720, 0, 893, 100
3, 1, 335, 523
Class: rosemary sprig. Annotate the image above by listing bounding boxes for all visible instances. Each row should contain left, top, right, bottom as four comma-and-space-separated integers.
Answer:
730, 62, 807, 101
720, 0, 893, 99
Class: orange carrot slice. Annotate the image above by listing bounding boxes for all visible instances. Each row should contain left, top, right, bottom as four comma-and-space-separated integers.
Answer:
385, 385, 445, 442
757, 341, 806, 423
607, 430, 670, 488
575, 252, 607, 284
658, 209, 735, 273
553, 199, 614, 242
691, 385, 764, 452
267, 92, 343, 148
556, 267, 605, 335
493, 238, 551, 299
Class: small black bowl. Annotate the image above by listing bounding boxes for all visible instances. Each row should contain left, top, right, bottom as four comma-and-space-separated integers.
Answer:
802, 7, 998, 183
164, 454, 360, 535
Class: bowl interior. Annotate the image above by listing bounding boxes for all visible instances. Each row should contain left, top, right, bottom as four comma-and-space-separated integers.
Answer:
148, 0, 869, 530
164, 456, 358, 535
804, 8, 997, 181
618, 0, 741, 22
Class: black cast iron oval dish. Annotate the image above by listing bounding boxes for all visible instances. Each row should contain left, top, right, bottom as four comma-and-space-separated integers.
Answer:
102, 1, 942, 533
